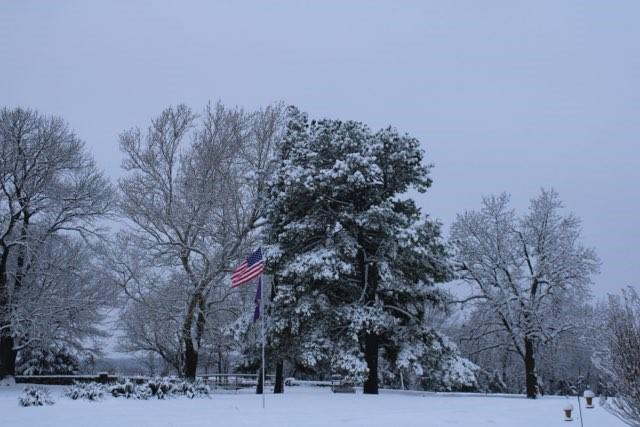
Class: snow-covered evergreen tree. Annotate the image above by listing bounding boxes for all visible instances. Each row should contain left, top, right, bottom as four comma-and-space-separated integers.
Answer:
264, 107, 455, 394
17, 345, 80, 376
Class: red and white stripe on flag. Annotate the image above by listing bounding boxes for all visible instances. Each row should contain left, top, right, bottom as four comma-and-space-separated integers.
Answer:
231, 248, 264, 288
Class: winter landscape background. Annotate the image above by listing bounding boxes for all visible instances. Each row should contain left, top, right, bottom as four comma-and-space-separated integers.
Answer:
1, 1, 639, 426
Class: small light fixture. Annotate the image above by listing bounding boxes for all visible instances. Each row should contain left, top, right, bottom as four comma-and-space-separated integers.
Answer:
584, 389, 595, 408
564, 403, 574, 421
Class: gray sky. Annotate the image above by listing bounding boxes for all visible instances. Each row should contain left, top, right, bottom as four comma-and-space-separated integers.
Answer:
1, 1, 638, 297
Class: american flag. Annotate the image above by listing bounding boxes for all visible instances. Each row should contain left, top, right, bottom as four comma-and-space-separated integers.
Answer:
231, 248, 264, 288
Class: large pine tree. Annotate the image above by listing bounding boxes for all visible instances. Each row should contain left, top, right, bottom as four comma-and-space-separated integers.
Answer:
264, 107, 455, 394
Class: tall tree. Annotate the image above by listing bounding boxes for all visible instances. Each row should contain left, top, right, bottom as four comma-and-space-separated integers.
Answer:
594, 287, 640, 427
450, 190, 599, 398
0, 107, 114, 380
111, 102, 283, 379
264, 107, 454, 394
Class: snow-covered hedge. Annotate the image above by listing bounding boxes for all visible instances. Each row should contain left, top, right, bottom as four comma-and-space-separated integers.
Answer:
109, 378, 210, 400
146, 377, 175, 399
176, 378, 210, 399
19, 386, 54, 407
17, 345, 80, 376
64, 382, 105, 401
430, 355, 480, 392
109, 380, 140, 399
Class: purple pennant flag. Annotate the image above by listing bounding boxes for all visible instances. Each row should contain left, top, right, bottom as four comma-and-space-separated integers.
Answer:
253, 276, 262, 323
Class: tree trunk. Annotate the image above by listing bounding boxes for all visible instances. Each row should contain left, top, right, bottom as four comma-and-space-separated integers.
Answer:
274, 359, 284, 393
182, 293, 207, 380
359, 246, 380, 395
0, 231, 16, 380
0, 334, 16, 379
363, 332, 379, 394
183, 339, 198, 380
524, 337, 538, 399
256, 367, 264, 394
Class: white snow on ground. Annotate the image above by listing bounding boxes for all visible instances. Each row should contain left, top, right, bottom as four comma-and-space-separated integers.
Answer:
1, 385, 625, 427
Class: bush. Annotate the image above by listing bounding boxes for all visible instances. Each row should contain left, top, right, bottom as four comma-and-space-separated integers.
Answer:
421, 355, 480, 392
147, 377, 175, 399
175, 378, 210, 399
476, 369, 508, 393
134, 383, 153, 400
19, 386, 54, 407
17, 346, 79, 376
64, 382, 105, 401
109, 377, 210, 400
109, 380, 137, 398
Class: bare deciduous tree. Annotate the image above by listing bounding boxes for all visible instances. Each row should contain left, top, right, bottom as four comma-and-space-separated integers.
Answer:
0, 107, 114, 380
450, 189, 599, 398
595, 287, 640, 427
109, 102, 283, 379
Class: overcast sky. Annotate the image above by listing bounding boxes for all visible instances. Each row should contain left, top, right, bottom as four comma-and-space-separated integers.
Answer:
1, 1, 638, 297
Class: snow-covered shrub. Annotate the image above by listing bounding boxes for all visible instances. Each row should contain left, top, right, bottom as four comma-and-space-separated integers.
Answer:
147, 377, 175, 399
412, 335, 480, 392
109, 378, 210, 399
431, 355, 480, 392
476, 370, 508, 393
110, 380, 156, 400
19, 386, 54, 407
17, 345, 80, 375
109, 380, 158, 400
64, 382, 105, 401
109, 380, 136, 398
134, 383, 153, 400
176, 378, 210, 399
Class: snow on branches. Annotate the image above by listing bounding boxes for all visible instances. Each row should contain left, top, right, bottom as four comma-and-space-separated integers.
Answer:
263, 106, 461, 393
451, 189, 599, 398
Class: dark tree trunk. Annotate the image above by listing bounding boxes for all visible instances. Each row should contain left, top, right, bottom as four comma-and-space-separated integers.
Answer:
182, 294, 208, 380
363, 332, 379, 394
256, 367, 264, 394
183, 340, 199, 380
0, 179, 21, 382
0, 264, 16, 380
274, 359, 284, 393
359, 246, 380, 395
0, 334, 16, 379
524, 337, 538, 399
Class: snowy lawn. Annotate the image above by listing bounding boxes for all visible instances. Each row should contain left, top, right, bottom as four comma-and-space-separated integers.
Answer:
1, 385, 625, 427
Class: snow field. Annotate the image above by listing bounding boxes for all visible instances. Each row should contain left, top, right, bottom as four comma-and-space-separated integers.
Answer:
1, 385, 625, 427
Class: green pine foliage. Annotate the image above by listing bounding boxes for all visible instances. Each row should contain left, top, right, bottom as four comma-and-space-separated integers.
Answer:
17, 345, 80, 376
263, 106, 467, 390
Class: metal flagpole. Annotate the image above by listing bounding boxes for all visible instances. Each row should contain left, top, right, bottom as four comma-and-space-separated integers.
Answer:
577, 394, 584, 427
260, 274, 265, 409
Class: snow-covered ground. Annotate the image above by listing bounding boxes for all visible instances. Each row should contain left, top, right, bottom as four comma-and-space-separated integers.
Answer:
1, 385, 625, 427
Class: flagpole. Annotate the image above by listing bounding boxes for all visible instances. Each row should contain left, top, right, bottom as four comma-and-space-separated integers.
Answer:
260, 273, 265, 409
